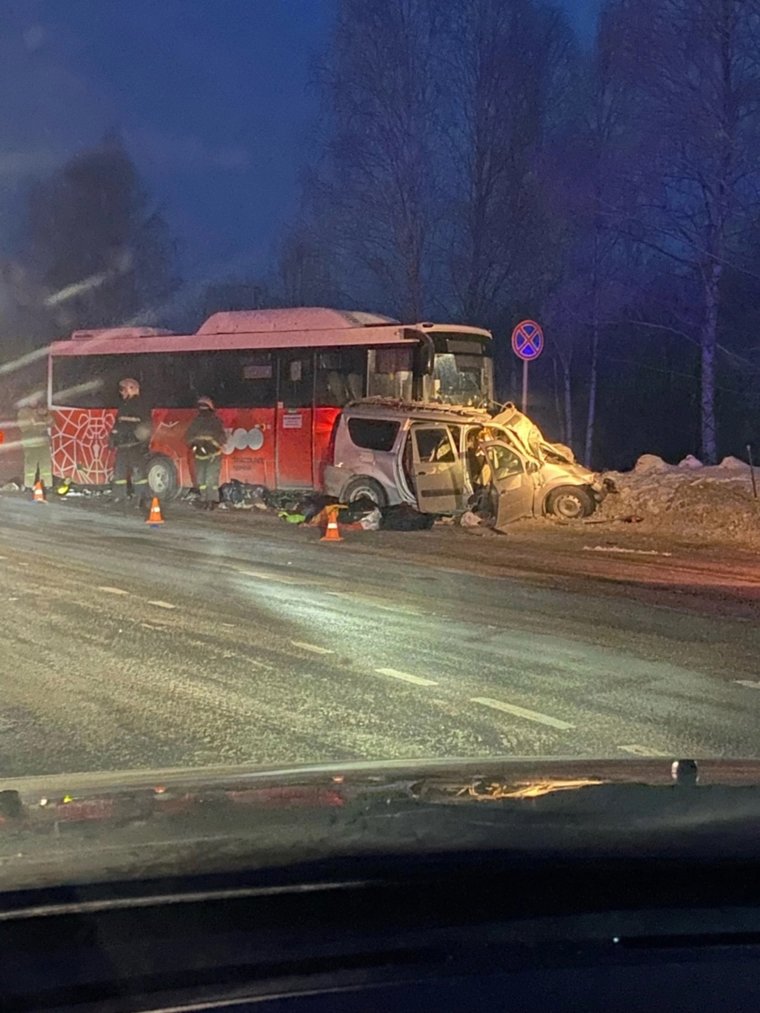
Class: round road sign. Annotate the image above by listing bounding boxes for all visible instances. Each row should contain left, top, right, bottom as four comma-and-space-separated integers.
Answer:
511, 320, 544, 361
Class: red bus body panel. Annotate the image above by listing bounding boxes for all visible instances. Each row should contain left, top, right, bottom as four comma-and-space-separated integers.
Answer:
49, 406, 337, 491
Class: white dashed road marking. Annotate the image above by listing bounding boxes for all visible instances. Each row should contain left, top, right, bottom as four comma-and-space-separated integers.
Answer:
291, 640, 334, 655
618, 744, 669, 757
147, 600, 178, 610
237, 569, 314, 586
98, 586, 130, 596
472, 697, 574, 730
327, 590, 423, 617
734, 680, 760, 690
375, 667, 438, 687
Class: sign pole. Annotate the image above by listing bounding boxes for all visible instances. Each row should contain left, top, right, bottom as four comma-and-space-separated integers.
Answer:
511, 320, 544, 413
522, 360, 529, 413
747, 443, 758, 499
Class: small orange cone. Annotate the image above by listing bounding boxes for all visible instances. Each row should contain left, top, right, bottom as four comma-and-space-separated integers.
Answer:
320, 504, 343, 543
146, 496, 164, 527
33, 481, 46, 504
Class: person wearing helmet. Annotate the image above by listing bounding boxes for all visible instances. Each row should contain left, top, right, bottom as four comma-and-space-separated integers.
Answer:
184, 396, 226, 509
109, 378, 152, 506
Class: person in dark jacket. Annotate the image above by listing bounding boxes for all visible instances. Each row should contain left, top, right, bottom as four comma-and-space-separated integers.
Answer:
109, 377, 152, 505
184, 396, 226, 509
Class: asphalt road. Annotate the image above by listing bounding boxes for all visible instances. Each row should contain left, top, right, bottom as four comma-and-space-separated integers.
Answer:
1, 494, 760, 778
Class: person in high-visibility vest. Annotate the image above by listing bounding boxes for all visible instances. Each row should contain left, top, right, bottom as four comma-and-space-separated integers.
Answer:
16, 394, 52, 492
184, 396, 226, 510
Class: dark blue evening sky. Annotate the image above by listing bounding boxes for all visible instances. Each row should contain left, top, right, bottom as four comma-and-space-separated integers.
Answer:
0, 0, 596, 287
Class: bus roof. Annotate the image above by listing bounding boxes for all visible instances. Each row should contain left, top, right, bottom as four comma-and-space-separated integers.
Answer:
48, 307, 491, 358
197, 307, 398, 333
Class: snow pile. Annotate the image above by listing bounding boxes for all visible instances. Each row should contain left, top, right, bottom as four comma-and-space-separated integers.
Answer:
600, 455, 760, 545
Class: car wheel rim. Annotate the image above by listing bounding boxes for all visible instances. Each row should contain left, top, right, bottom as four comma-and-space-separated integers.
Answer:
350, 484, 378, 503
555, 495, 582, 519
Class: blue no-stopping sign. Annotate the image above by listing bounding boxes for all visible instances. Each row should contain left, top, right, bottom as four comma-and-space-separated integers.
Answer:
511, 320, 544, 361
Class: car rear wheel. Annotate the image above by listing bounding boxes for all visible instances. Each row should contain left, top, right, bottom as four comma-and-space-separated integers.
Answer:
545, 485, 594, 520
147, 454, 179, 499
341, 476, 388, 508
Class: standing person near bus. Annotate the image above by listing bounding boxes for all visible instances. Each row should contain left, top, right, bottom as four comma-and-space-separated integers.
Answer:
17, 393, 52, 492
109, 377, 152, 506
184, 396, 226, 510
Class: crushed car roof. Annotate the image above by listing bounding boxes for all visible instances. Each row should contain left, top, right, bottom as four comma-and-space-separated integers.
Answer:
344, 398, 492, 423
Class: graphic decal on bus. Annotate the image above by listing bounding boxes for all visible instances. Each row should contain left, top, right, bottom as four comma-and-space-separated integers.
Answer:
222, 426, 265, 453
51, 409, 116, 484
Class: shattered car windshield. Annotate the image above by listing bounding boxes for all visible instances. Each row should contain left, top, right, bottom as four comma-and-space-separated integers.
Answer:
0, 0, 758, 893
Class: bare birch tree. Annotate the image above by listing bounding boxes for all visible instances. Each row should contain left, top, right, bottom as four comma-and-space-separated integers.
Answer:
439, 0, 576, 324
310, 0, 442, 318
611, 0, 760, 462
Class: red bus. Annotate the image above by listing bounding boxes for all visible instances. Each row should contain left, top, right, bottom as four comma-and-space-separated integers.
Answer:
47, 307, 493, 497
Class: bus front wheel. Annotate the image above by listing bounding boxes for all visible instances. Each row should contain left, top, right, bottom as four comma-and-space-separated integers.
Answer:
147, 454, 179, 500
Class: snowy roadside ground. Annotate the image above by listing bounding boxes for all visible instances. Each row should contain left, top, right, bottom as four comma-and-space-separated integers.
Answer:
599, 454, 760, 548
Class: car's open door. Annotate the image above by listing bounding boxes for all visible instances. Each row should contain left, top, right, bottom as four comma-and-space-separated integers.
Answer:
482, 440, 535, 528
410, 424, 464, 514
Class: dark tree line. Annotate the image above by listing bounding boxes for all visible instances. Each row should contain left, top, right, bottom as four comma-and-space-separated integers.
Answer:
0, 136, 179, 358
275, 0, 760, 468
4, 3, 760, 470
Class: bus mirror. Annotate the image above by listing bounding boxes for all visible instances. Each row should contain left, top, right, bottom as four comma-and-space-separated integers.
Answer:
420, 335, 434, 374
406, 329, 434, 375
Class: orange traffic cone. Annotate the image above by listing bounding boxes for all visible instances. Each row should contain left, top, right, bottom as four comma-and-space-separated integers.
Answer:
33, 481, 46, 504
146, 496, 164, 527
320, 504, 343, 543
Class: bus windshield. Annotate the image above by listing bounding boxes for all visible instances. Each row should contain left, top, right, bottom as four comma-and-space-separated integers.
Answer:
428, 343, 493, 407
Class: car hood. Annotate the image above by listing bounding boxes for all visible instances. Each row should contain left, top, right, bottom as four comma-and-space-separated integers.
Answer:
3, 756, 760, 890
540, 459, 599, 484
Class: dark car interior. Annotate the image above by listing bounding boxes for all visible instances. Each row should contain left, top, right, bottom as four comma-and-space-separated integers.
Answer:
4, 844, 760, 1012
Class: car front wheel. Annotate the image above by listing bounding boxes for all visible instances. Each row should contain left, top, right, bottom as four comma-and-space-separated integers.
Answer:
545, 485, 595, 520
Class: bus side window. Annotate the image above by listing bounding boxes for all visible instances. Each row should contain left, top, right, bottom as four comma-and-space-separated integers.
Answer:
150, 353, 194, 408
182, 350, 275, 408
278, 351, 314, 408
367, 348, 413, 400
52, 354, 147, 408
316, 349, 366, 407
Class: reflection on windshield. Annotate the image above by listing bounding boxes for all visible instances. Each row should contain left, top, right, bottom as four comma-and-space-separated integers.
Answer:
429, 353, 492, 407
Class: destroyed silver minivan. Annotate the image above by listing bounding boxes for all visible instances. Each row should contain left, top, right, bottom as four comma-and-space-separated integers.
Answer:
323, 399, 609, 524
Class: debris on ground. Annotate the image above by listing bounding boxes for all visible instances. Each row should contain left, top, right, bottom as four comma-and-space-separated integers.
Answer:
600, 455, 760, 546
278, 511, 307, 524
459, 510, 483, 528
381, 504, 434, 531
358, 507, 382, 530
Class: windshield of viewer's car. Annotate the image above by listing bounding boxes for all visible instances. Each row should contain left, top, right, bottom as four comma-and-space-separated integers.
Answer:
0, 0, 759, 887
